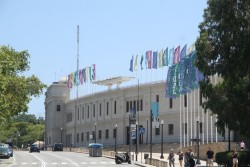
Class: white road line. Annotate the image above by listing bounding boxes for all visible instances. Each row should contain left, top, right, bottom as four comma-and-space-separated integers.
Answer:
29, 153, 47, 167
46, 153, 79, 167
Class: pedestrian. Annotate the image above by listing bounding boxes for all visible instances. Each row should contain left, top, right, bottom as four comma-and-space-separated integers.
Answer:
168, 149, 175, 167
177, 149, 184, 167
189, 152, 196, 167
206, 146, 214, 167
240, 141, 245, 151
232, 148, 238, 167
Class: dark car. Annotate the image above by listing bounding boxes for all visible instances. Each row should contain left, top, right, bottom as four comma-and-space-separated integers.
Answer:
0, 147, 11, 159
52, 143, 63, 151
29, 144, 40, 153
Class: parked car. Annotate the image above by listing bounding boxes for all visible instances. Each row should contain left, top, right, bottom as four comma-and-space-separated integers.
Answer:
52, 143, 63, 151
0, 143, 13, 157
0, 147, 11, 159
29, 144, 40, 153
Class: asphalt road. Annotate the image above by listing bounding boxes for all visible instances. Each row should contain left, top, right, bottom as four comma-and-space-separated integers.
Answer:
0, 151, 136, 167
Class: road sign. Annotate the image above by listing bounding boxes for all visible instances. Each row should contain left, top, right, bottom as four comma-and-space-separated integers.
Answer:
139, 127, 145, 134
131, 130, 136, 139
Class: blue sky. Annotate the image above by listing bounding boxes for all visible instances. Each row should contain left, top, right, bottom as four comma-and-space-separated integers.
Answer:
0, 0, 207, 118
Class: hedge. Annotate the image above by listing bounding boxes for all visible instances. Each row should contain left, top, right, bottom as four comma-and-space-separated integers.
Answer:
215, 151, 250, 166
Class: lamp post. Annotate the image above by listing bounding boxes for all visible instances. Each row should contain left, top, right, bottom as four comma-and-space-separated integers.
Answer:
136, 121, 138, 161
160, 120, 164, 159
60, 128, 63, 143
196, 117, 201, 164
115, 124, 117, 153
95, 123, 97, 143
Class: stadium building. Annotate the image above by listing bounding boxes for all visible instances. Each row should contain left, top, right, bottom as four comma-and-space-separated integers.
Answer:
44, 75, 232, 149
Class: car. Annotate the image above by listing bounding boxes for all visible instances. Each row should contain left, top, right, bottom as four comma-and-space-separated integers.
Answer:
0, 143, 13, 157
0, 147, 11, 159
52, 143, 63, 151
29, 144, 40, 153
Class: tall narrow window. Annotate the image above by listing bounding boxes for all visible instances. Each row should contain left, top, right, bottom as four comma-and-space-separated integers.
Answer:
137, 100, 139, 111
82, 107, 84, 119
98, 130, 102, 139
106, 102, 109, 115
99, 103, 102, 116
81, 132, 84, 142
184, 94, 187, 107
87, 132, 89, 141
133, 100, 136, 109
77, 133, 79, 142
199, 122, 203, 133
114, 100, 117, 114
156, 95, 159, 102
170, 98, 173, 108
56, 105, 61, 111
155, 128, 160, 135
140, 99, 143, 111
113, 128, 117, 138
77, 108, 79, 120
105, 129, 109, 139
168, 124, 174, 135
126, 101, 129, 112
87, 105, 89, 118
93, 104, 95, 117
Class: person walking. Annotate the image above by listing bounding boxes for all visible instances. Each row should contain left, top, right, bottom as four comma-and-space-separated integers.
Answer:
232, 148, 238, 167
177, 149, 184, 167
206, 147, 214, 167
168, 149, 175, 167
240, 141, 245, 151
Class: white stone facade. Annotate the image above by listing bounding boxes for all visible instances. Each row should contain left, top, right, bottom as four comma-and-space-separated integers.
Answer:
45, 79, 232, 149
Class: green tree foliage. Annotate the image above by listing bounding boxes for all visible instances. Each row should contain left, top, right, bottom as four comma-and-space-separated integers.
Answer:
0, 113, 44, 148
0, 45, 46, 121
195, 0, 250, 137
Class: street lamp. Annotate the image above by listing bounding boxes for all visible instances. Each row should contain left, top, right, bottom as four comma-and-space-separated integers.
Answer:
60, 128, 63, 143
115, 124, 117, 153
95, 123, 97, 143
160, 120, 164, 159
136, 121, 138, 161
196, 117, 201, 164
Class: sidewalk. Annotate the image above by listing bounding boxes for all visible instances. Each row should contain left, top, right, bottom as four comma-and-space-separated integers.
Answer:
130, 152, 218, 167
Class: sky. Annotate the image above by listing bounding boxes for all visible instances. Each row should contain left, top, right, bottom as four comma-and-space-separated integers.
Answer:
0, 0, 208, 118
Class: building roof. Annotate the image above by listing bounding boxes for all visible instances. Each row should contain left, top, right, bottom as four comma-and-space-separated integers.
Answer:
92, 76, 134, 89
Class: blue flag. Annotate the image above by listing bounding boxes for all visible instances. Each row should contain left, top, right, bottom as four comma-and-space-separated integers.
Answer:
152, 51, 158, 69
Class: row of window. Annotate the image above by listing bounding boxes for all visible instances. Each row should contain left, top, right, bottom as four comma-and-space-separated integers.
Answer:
76, 128, 117, 142
61, 93, 203, 123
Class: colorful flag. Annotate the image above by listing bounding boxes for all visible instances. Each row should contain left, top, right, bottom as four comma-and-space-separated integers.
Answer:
83, 68, 86, 83
146, 51, 152, 69
158, 49, 163, 68
79, 69, 83, 84
140, 54, 144, 70
145, 52, 148, 69
134, 55, 138, 71
85, 67, 89, 82
67, 74, 72, 88
173, 46, 180, 64
91, 64, 96, 80
168, 47, 174, 66
89, 67, 92, 81
166, 64, 180, 98
162, 47, 168, 66
129, 56, 134, 72
187, 43, 195, 55
180, 44, 187, 60
152, 51, 158, 69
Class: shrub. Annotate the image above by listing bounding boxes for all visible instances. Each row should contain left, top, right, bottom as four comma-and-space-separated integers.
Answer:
215, 151, 250, 166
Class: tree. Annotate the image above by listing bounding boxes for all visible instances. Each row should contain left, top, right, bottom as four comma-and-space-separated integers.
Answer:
0, 46, 46, 122
195, 0, 250, 137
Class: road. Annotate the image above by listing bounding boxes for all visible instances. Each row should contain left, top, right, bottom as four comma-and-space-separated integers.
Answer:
0, 151, 135, 167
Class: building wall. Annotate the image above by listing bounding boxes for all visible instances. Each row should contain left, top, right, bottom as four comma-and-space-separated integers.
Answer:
45, 79, 232, 148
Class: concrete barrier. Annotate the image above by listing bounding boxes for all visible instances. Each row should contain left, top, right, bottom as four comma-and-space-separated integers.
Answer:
145, 158, 168, 167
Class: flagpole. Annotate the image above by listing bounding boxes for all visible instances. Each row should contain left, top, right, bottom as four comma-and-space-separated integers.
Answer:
180, 95, 182, 149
